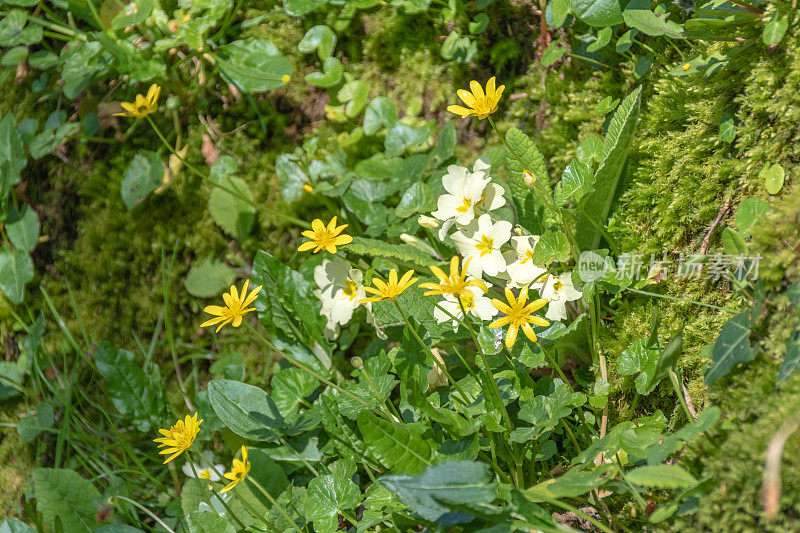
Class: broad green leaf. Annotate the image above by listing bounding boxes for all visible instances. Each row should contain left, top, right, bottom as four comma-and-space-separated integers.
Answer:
777, 328, 800, 382
617, 338, 660, 395
216, 39, 291, 92
248, 448, 290, 498
33, 468, 101, 532
358, 410, 432, 474
469, 12, 489, 33
339, 80, 369, 117
575, 85, 642, 250
319, 394, 378, 469
721, 227, 746, 256
305, 56, 343, 87
61, 41, 108, 99
27, 50, 59, 70
284, 0, 329, 16
363, 97, 397, 135
627, 465, 697, 488
762, 14, 788, 45
94, 342, 163, 431
541, 40, 566, 67
276, 153, 308, 204
0, 518, 37, 533
505, 127, 550, 234
525, 466, 611, 500
1, 46, 27, 66
0, 362, 22, 400
384, 122, 428, 157
347, 236, 439, 266
0, 248, 34, 304
110, 0, 153, 30
622, 7, 685, 38
209, 175, 255, 240
96, 33, 165, 81
187, 511, 235, 533
208, 379, 287, 441
121, 151, 162, 210
719, 115, 735, 143
429, 120, 456, 167
271, 367, 318, 420
735, 197, 769, 238
572, 0, 623, 27
531, 229, 570, 265
298, 25, 336, 59
184, 259, 236, 298
17, 401, 54, 442
0, 114, 25, 188
381, 461, 495, 526
705, 312, 756, 385
395, 182, 436, 217
6, 207, 40, 253
761, 163, 785, 195
550, 0, 570, 26
554, 158, 594, 207
305, 474, 361, 533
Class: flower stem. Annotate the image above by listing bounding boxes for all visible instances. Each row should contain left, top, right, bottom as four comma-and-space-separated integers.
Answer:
188, 458, 247, 530
246, 477, 304, 533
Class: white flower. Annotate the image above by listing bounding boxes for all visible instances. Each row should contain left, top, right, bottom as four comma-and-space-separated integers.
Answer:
183, 451, 224, 487
506, 236, 547, 288
433, 284, 499, 330
431, 160, 505, 242
451, 214, 512, 278
540, 272, 582, 321
313, 257, 367, 334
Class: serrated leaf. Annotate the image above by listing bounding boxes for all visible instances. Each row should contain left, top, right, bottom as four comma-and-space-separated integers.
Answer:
622, 7, 685, 38
626, 465, 697, 488
94, 342, 163, 431
381, 461, 494, 526
33, 468, 101, 532
184, 259, 236, 298
305, 474, 361, 533
554, 158, 594, 206
187, 511, 235, 533
505, 127, 550, 234
575, 85, 642, 250
347, 236, 439, 266
531, 229, 570, 265
358, 410, 432, 474
705, 312, 756, 385
208, 379, 287, 441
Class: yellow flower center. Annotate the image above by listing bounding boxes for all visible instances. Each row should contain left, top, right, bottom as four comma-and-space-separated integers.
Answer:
343, 280, 359, 301
456, 197, 472, 213
521, 249, 534, 264
553, 279, 564, 292
460, 293, 475, 311
475, 235, 494, 256
199, 470, 211, 480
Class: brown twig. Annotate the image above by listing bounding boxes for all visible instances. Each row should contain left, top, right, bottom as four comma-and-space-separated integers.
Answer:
699, 200, 730, 254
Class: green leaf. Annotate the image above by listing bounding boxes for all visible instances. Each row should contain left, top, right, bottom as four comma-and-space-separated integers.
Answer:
541, 40, 567, 67
187, 511, 235, 533
384, 122, 428, 157
0, 518, 37, 533
0, 362, 22, 400
338, 80, 369, 117
778, 329, 800, 382
525, 466, 611, 500
762, 163, 785, 195
209, 175, 255, 240
17, 401, 54, 442
575, 85, 642, 250
735, 197, 769, 238
184, 259, 236, 298
0, 247, 34, 304
395, 182, 436, 217
1, 46, 27, 66
60, 41, 108, 99
622, 7, 685, 38
95, 33, 165, 81
705, 312, 756, 385
6, 207, 40, 253
762, 14, 788, 45
363, 97, 397, 135
572, 0, 623, 27
305, 474, 361, 533
276, 153, 308, 204
28, 50, 59, 70
216, 39, 291, 92
0, 114, 25, 188
121, 151, 162, 210
554, 158, 594, 207
305, 56, 343, 88
110, 0, 153, 30
347, 236, 439, 266
271, 367, 318, 420
357, 410, 432, 474
33, 468, 101, 532
505, 127, 550, 234
627, 465, 698, 488
208, 378, 287, 441
617, 338, 660, 395
248, 447, 290, 498
380, 461, 495, 526
284, 0, 329, 16
531, 229, 570, 266
469, 12, 489, 33
94, 342, 163, 431
298, 25, 336, 59
721, 227, 746, 256
719, 115, 735, 143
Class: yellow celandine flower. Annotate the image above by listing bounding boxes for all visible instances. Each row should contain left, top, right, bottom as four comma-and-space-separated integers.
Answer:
419, 256, 487, 299
681, 63, 692, 71
201, 280, 263, 332
360, 269, 417, 303
297, 217, 353, 254
303, 184, 314, 193
153, 413, 203, 464
220, 446, 251, 493
447, 77, 505, 120
489, 286, 550, 349
282, 74, 291, 83
114, 84, 161, 119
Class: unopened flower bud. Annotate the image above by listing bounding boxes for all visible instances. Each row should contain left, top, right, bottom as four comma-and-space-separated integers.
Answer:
351, 356, 363, 369
418, 215, 440, 229
523, 170, 536, 186
302, 184, 314, 193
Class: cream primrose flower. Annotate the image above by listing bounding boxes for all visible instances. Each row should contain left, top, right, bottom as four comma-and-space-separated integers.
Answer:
313, 257, 367, 334
451, 214, 512, 278
433, 284, 499, 331
505, 236, 548, 289
432, 160, 505, 240
182, 452, 224, 487
540, 272, 583, 321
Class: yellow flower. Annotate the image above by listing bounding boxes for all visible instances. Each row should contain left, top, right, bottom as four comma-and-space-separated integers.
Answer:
154, 413, 202, 464
282, 74, 291, 83
681, 63, 691, 71
221, 446, 250, 493
447, 77, 505, 120
360, 269, 417, 303
115, 84, 161, 119
489, 286, 550, 349
303, 184, 314, 193
419, 256, 487, 299
201, 280, 263, 332
298, 217, 353, 254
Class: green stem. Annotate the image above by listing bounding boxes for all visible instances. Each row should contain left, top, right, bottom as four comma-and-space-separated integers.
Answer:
614, 455, 648, 512
670, 369, 695, 423
188, 459, 247, 530
113, 496, 178, 533
624, 287, 739, 313
246, 477, 303, 533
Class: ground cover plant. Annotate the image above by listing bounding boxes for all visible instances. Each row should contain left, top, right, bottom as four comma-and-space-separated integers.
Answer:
1, 0, 799, 531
